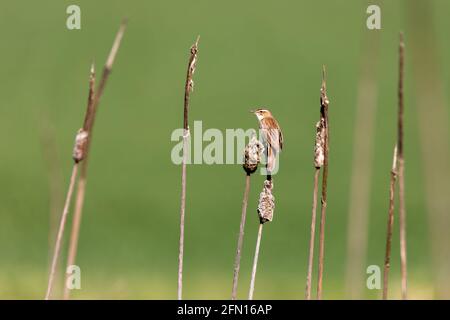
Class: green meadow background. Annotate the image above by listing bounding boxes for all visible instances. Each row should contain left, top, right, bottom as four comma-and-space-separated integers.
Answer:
0, 0, 449, 299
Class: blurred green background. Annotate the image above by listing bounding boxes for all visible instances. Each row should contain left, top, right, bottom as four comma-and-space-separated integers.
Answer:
1, 0, 449, 299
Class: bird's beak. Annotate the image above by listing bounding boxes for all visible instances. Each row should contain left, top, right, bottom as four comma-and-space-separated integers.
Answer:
249, 109, 256, 114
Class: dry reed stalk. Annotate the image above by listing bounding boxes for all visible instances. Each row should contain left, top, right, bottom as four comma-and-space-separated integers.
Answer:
64, 20, 127, 300
305, 119, 325, 300
45, 162, 79, 300
248, 179, 274, 300
232, 137, 263, 300
383, 145, 398, 299
232, 174, 251, 300
45, 120, 90, 300
178, 36, 199, 300
45, 102, 91, 299
305, 169, 320, 300
317, 66, 330, 300
248, 223, 264, 300
397, 33, 407, 300
63, 64, 96, 300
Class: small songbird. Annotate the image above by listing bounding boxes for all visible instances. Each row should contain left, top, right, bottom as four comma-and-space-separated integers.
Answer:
251, 108, 283, 175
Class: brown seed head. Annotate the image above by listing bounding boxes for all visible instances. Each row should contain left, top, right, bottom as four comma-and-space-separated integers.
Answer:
243, 135, 264, 175
72, 128, 89, 163
257, 180, 275, 224
314, 119, 326, 168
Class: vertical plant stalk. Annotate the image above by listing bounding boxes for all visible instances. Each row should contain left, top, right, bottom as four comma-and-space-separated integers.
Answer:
63, 21, 127, 300
248, 180, 274, 299
45, 163, 79, 300
317, 66, 330, 300
45, 65, 92, 299
248, 223, 264, 300
64, 171, 86, 298
232, 174, 251, 300
383, 146, 398, 300
46, 120, 89, 299
63, 64, 96, 300
178, 36, 199, 300
306, 118, 325, 300
305, 168, 320, 300
231, 135, 263, 300
397, 33, 407, 300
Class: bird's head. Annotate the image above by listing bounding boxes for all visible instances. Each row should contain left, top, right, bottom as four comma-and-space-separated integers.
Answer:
250, 108, 272, 121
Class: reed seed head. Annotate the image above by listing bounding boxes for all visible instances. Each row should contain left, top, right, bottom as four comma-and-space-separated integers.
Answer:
72, 128, 89, 163
314, 119, 326, 168
257, 180, 275, 224
187, 37, 199, 93
243, 135, 264, 175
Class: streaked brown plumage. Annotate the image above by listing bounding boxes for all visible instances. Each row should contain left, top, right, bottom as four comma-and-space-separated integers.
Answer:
251, 108, 283, 174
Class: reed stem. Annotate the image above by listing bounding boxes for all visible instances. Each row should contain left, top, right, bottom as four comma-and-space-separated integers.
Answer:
63, 21, 127, 300
178, 36, 199, 300
317, 66, 330, 300
248, 223, 263, 300
232, 174, 251, 300
382, 146, 398, 299
397, 33, 407, 300
63, 172, 86, 300
45, 163, 79, 300
305, 168, 320, 299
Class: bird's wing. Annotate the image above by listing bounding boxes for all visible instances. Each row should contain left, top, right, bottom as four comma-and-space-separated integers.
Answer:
263, 117, 282, 152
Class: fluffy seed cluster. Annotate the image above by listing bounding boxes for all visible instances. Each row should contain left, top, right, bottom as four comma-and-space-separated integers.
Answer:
314, 119, 325, 169
243, 135, 264, 175
72, 128, 89, 163
257, 180, 275, 224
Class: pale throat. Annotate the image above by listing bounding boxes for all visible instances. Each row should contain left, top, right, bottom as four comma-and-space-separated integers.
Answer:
255, 113, 264, 121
